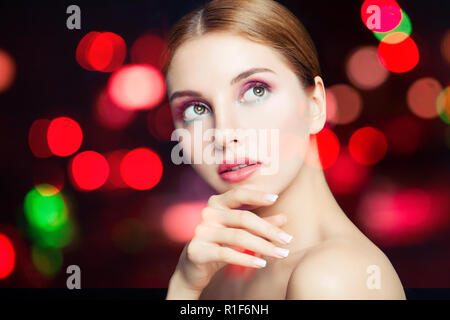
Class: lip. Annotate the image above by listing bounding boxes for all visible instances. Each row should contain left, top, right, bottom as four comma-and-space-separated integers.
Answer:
218, 157, 261, 183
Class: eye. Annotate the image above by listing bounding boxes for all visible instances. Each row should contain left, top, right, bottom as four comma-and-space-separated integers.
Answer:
182, 103, 211, 122
239, 82, 271, 104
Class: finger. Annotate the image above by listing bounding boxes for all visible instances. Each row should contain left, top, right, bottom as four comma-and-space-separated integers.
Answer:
213, 209, 293, 245
190, 238, 255, 268
219, 215, 286, 260
195, 224, 290, 259
208, 187, 279, 210
216, 245, 268, 268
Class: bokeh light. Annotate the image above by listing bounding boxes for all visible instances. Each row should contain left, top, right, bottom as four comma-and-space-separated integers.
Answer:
349, 126, 388, 165
0, 49, 16, 93
76, 31, 100, 71
47, 117, 83, 157
346, 46, 389, 90
28, 218, 75, 249
147, 102, 176, 142
88, 32, 126, 72
28, 119, 52, 158
87, 32, 115, 71
327, 84, 363, 125
0, 233, 15, 279
120, 148, 163, 190
407, 77, 442, 119
373, 9, 412, 43
24, 186, 68, 232
162, 201, 205, 243
69, 151, 110, 191
325, 147, 370, 194
107, 64, 166, 110
361, 0, 402, 33
94, 89, 136, 130
306, 128, 340, 169
437, 86, 450, 124
378, 34, 420, 73
441, 30, 450, 65
130, 33, 168, 70
76, 31, 126, 72
325, 89, 338, 125
0, 227, 32, 283
23, 186, 75, 249
31, 245, 63, 277
358, 187, 448, 247
35, 184, 61, 198
104, 149, 129, 189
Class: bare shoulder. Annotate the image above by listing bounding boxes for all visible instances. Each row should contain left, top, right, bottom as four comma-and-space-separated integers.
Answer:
286, 236, 406, 300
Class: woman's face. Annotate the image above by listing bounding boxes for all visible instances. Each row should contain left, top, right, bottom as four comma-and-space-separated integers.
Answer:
166, 32, 324, 195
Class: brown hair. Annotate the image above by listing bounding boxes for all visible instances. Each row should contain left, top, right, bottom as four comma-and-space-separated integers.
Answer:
160, 0, 321, 88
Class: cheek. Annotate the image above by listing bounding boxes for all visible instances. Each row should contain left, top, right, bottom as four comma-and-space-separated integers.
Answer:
176, 138, 192, 165
250, 90, 309, 129
278, 133, 310, 162
179, 122, 214, 164
280, 93, 309, 127
181, 135, 215, 182
268, 94, 310, 163
178, 132, 202, 164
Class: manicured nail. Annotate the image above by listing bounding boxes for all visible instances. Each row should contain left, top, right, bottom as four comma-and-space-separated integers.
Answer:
274, 247, 290, 258
263, 193, 278, 203
278, 232, 293, 244
253, 257, 267, 268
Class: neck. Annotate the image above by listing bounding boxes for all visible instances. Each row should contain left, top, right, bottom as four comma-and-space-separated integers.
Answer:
253, 135, 350, 252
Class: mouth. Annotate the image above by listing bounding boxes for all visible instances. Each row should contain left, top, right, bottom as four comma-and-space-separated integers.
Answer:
218, 158, 262, 183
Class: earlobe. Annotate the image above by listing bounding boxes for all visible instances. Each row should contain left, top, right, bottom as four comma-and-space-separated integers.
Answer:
308, 76, 327, 135
308, 102, 325, 134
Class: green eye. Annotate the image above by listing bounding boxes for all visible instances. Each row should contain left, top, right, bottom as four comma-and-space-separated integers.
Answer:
239, 84, 270, 104
183, 103, 211, 122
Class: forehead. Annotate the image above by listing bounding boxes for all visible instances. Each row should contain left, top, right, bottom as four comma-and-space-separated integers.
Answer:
166, 32, 289, 93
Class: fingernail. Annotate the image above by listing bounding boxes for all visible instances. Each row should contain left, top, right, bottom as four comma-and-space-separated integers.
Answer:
263, 193, 278, 203
274, 247, 289, 258
278, 232, 293, 244
253, 257, 267, 268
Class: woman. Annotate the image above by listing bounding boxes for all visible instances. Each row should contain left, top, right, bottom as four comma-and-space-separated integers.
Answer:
163, 0, 406, 299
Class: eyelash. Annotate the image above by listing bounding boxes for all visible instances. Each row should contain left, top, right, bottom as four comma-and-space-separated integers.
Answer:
173, 80, 272, 123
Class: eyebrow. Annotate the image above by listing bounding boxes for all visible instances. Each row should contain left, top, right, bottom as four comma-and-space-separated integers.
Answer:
168, 67, 276, 102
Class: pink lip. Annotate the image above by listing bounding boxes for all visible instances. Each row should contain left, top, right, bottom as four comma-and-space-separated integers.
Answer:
218, 157, 261, 183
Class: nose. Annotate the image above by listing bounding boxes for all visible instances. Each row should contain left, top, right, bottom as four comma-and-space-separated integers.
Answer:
212, 104, 239, 152
214, 128, 239, 151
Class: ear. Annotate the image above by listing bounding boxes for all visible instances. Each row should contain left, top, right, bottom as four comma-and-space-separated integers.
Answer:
307, 76, 327, 134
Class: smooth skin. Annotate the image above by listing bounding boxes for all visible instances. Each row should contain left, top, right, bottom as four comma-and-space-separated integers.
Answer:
165, 32, 406, 300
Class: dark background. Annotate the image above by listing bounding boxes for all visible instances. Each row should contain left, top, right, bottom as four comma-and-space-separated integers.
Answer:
0, 0, 449, 294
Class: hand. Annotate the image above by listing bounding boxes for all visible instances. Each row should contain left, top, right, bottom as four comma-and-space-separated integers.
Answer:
171, 187, 293, 294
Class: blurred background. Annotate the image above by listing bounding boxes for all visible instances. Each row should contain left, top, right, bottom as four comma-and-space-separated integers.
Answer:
0, 0, 449, 289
